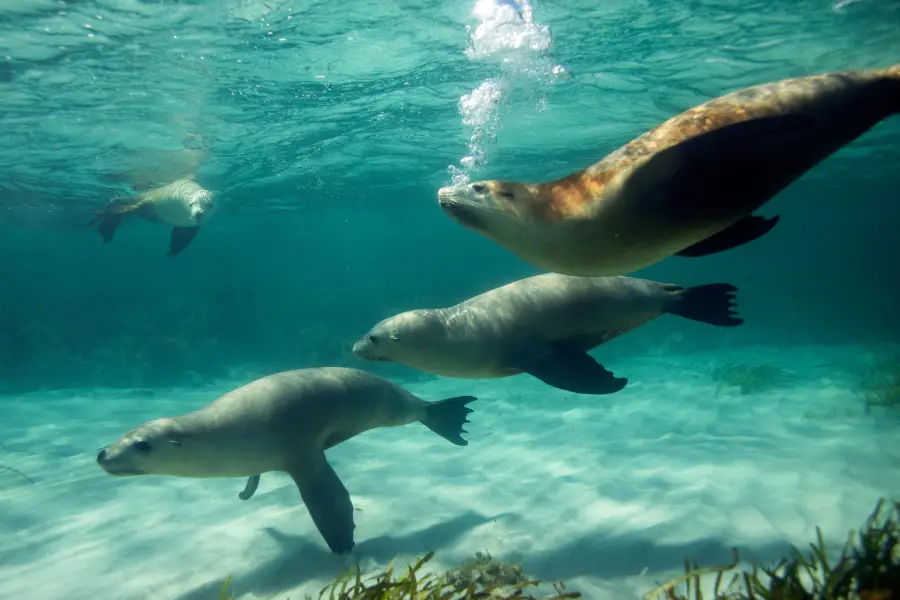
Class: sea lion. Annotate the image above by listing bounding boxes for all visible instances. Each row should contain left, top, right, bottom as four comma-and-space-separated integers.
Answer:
85, 179, 217, 256
352, 273, 742, 395
96, 367, 476, 554
437, 65, 900, 276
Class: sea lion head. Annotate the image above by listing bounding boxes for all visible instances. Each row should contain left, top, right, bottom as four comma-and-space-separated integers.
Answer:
188, 189, 217, 224
437, 180, 547, 237
352, 310, 444, 364
96, 417, 186, 477
438, 178, 601, 273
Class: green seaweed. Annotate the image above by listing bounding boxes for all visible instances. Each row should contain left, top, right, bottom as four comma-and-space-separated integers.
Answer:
216, 498, 899, 600
443, 550, 532, 591
311, 550, 579, 600
854, 358, 900, 414
709, 363, 793, 396
217, 551, 577, 600
644, 497, 900, 600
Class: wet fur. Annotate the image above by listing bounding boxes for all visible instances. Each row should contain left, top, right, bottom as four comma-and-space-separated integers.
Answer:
354, 274, 741, 393
441, 65, 900, 275
96, 367, 475, 554
84, 179, 212, 256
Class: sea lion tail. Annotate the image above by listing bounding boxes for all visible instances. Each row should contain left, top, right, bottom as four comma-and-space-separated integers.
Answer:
664, 283, 743, 327
420, 395, 477, 446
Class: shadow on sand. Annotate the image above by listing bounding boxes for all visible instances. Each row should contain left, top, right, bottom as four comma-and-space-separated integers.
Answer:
520, 531, 796, 584
173, 510, 511, 600
172, 507, 805, 600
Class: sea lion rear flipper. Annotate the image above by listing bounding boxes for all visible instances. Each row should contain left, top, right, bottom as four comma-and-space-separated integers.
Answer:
663, 282, 744, 327
634, 114, 815, 198
96, 213, 126, 243
675, 214, 780, 257
287, 453, 355, 554
168, 226, 200, 257
511, 342, 628, 395
238, 474, 261, 500
85, 196, 147, 243
420, 395, 477, 446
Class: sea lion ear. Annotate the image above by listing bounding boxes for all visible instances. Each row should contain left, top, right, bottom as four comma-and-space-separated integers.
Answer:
169, 439, 182, 447
389, 331, 399, 341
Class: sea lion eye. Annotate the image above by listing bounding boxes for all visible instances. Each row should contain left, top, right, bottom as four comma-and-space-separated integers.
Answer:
132, 440, 152, 453
367, 334, 379, 344
472, 184, 486, 193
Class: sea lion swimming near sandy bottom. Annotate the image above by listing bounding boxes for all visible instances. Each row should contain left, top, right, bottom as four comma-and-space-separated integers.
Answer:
84, 179, 217, 256
96, 367, 476, 554
437, 65, 900, 276
352, 273, 742, 395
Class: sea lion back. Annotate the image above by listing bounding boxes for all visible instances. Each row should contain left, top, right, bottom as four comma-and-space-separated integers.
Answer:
207, 368, 422, 448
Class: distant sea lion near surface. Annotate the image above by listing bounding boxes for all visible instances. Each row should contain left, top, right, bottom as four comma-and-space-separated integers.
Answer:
352, 273, 742, 395
96, 367, 476, 554
84, 179, 217, 256
437, 65, 900, 276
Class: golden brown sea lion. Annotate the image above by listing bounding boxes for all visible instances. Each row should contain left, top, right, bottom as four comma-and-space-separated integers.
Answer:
437, 65, 900, 276
84, 179, 217, 256
352, 273, 742, 395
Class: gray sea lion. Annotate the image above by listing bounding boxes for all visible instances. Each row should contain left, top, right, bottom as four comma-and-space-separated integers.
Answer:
96, 367, 476, 554
85, 179, 217, 256
437, 65, 900, 276
352, 273, 742, 395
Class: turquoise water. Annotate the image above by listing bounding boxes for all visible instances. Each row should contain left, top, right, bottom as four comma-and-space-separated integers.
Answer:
1, 0, 900, 598
2, 0, 900, 391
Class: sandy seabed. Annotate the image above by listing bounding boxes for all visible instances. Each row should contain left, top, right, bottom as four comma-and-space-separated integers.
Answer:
1, 344, 898, 600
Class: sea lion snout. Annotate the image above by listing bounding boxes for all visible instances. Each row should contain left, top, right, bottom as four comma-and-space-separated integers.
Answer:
437, 186, 458, 212
438, 186, 484, 227
351, 338, 369, 358
351, 336, 381, 361
437, 184, 473, 208
189, 203, 208, 223
188, 190, 216, 223
437, 186, 455, 203
95, 444, 146, 476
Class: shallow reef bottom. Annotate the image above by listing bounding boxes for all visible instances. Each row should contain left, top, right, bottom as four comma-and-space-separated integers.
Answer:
217, 498, 900, 600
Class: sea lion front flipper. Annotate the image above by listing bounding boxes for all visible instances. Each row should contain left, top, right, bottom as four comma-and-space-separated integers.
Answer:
634, 114, 815, 195
511, 342, 628, 395
167, 226, 200, 257
675, 214, 781, 257
238, 474, 261, 500
286, 453, 355, 554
